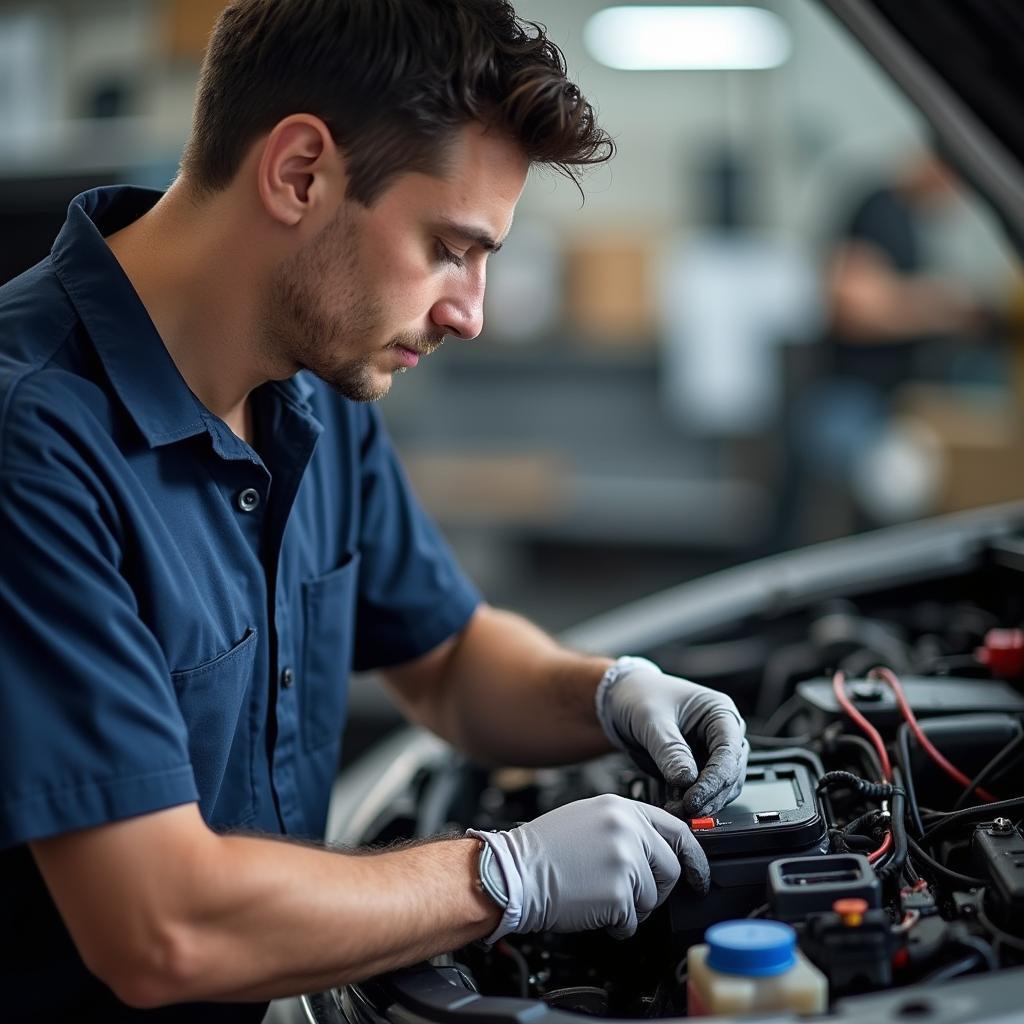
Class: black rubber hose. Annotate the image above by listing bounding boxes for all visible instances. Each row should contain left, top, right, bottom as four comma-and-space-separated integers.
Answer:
817, 771, 897, 801
876, 768, 910, 882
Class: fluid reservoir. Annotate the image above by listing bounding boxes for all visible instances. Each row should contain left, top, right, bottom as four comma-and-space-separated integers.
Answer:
686, 919, 828, 1016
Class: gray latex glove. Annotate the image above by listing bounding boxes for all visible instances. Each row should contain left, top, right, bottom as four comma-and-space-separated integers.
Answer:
468, 794, 708, 943
597, 656, 749, 817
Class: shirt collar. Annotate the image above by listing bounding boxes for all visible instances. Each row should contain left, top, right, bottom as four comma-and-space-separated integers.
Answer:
51, 187, 210, 448
272, 370, 317, 411
50, 186, 319, 451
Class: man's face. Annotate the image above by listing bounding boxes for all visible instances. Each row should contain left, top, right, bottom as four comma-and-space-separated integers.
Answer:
263, 123, 529, 402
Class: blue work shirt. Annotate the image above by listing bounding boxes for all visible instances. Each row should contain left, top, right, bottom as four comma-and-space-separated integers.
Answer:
0, 186, 481, 1022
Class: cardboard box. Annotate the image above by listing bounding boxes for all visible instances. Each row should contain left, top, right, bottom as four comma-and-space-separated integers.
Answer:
564, 233, 658, 345
900, 385, 1024, 511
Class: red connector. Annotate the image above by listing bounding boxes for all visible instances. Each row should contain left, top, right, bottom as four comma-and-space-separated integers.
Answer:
975, 628, 1024, 678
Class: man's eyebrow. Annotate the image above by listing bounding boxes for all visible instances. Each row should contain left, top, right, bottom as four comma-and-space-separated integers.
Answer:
437, 219, 505, 253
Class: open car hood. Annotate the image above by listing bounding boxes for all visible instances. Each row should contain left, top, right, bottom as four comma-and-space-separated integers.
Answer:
823, 0, 1024, 257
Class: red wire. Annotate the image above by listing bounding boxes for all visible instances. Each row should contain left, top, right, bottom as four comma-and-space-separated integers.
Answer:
832, 670, 893, 862
867, 832, 893, 864
832, 670, 893, 781
870, 667, 996, 803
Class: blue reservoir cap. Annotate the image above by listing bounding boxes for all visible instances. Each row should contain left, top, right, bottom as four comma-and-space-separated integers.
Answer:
705, 920, 797, 977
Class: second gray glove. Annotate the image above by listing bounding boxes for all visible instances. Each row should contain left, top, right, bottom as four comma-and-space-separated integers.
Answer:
468, 793, 709, 944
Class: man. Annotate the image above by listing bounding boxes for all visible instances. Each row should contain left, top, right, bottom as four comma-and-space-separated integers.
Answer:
827, 150, 984, 392
0, 2, 748, 1020
785, 151, 994, 540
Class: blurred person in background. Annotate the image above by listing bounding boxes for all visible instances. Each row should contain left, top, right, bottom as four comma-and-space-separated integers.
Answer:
827, 150, 987, 390
0, 1, 749, 1021
787, 150, 1002, 540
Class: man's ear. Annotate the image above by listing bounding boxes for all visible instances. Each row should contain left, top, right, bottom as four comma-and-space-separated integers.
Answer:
256, 114, 344, 227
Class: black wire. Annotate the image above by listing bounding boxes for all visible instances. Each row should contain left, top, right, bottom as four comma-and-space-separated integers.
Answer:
951, 730, 1024, 812
922, 797, 1024, 845
896, 724, 926, 840
906, 838, 986, 889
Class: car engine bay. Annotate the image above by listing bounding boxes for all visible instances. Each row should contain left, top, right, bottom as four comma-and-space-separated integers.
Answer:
308, 506, 1024, 1023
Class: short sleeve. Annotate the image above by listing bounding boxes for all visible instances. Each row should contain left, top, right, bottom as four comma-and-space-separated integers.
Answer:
842, 189, 919, 273
0, 462, 197, 848
352, 407, 482, 670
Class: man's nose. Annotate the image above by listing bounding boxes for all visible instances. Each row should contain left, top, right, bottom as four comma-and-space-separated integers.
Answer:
430, 280, 485, 341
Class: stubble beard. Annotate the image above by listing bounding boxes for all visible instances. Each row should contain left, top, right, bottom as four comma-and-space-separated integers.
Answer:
263, 212, 393, 403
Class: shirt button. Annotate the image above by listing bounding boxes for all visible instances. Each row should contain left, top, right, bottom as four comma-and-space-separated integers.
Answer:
237, 487, 260, 513
280, 666, 295, 689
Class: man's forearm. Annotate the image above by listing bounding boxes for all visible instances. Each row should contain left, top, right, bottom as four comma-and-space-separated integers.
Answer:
181, 832, 498, 1003
418, 606, 615, 766
34, 805, 500, 1009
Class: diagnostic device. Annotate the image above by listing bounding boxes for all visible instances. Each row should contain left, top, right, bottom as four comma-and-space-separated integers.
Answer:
682, 759, 825, 857
654, 750, 830, 937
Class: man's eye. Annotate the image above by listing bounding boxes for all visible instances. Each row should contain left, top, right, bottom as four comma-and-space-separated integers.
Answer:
436, 241, 466, 269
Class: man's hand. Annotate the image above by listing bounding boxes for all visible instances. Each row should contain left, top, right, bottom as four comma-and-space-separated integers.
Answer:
469, 794, 708, 943
596, 657, 749, 817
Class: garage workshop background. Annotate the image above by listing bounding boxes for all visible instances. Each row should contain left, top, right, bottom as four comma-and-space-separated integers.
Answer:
2, 0, 1021, 761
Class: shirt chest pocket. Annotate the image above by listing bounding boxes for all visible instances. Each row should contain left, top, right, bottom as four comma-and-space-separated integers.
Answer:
170, 628, 258, 824
301, 553, 361, 752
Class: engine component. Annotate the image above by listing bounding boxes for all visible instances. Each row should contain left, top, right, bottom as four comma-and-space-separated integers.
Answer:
308, 506, 1024, 1024
683, 759, 826, 857
800, 902, 898, 993
975, 629, 1024, 679
768, 854, 880, 921
972, 819, 1024, 922
666, 751, 829, 936
796, 675, 1024, 730
901, 713, 1023, 809
686, 920, 828, 1016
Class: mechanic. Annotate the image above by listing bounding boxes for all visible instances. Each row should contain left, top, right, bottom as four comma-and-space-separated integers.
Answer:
0, 2, 748, 1021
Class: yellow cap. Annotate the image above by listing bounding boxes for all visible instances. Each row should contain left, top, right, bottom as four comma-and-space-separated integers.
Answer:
833, 898, 869, 927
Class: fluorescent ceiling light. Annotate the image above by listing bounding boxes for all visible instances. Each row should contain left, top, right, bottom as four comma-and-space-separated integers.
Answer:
584, 6, 791, 71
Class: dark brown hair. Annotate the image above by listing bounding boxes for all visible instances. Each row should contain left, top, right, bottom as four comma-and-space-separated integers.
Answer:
180, 0, 614, 205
